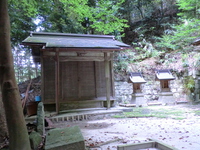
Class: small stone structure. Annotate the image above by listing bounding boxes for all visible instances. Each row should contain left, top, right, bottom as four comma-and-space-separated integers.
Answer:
29, 131, 43, 150
45, 126, 85, 150
37, 102, 45, 135
155, 70, 175, 105
28, 102, 45, 150
129, 72, 146, 106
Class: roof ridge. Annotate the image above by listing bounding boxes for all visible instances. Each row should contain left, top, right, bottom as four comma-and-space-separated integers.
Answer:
30, 32, 115, 39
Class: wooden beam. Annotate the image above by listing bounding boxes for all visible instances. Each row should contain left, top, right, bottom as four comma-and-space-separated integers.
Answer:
55, 48, 60, 114
41, 47, 124, 52
104, 52, 111, 109
59, 56, 104, 62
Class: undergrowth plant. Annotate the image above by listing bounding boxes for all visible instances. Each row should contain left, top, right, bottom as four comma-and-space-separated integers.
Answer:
183, 76, 195, 94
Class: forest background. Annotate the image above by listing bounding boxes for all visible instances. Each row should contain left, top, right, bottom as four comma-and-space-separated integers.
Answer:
9, 0, 200, 83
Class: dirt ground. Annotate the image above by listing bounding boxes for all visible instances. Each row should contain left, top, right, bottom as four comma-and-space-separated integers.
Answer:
54, 105, 200, 150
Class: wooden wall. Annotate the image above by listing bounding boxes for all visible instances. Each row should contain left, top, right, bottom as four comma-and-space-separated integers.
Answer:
60, 61, 113, 101
42, 58, 114, 106
43, 57, 55, 104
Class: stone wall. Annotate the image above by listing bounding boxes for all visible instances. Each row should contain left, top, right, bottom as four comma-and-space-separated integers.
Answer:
170, 79, 188, 101
141, 81, 161, 101
115, 76, 190, 105
193, 70, 200, 101
115, 82, 132, 104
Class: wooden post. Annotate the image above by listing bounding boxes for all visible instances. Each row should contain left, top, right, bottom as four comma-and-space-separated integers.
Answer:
110, 53, 115, 98
55, 49, 60, 114
41, 52, 44, 104
78, 62, 81, 99
104, 52, 111, 109
35, 62, 38, 77
94, 61, 98, 98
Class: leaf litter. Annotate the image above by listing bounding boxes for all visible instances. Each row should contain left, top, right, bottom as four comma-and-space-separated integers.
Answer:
54, 105, 200, 150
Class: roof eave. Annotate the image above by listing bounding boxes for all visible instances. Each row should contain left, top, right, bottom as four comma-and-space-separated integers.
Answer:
22, 43, 131, 52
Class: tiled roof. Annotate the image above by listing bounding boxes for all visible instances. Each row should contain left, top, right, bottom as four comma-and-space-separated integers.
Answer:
156, 70, 175, 80
129, 72, 146, 83
22, 32, 130, 50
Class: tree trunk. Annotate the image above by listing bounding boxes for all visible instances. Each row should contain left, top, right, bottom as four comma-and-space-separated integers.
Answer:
0, 89, 8, 143
0, 0, 31, 150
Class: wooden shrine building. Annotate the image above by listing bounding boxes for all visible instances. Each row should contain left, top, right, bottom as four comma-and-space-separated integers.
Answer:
156, 69, 175, 92
129, 72, 146, 93
22, 32, 130, 113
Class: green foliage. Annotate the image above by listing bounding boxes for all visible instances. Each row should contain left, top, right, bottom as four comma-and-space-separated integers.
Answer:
9, 0, 37, 17
114, 50, 134, 73
133, 38, 161, 59
156, 0, 200, 52
156, 19, 200, 52
181, 54, 189, 67
9, 0, 130, 41
120, 0, 160, 23
13, 46, 40, 83
34, 0, 129, 35
85, 0, 129, 34
37, 0, 85, 33
177, 0, 200, 19
183, 76, 195, 93
8, 0, 38, 45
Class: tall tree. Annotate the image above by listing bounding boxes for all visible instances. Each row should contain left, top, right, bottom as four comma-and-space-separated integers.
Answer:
177, 0, 200, 19
156, 0, 200, 51
0, 89, 8, 144
8, 0, 37, 45
88, 0, 129, 34
37, 0, 128, 35
0, 0, 31, 149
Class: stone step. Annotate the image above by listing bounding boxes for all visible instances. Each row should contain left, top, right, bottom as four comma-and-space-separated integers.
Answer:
25, 107, 129, 123
50, 109, 123, 123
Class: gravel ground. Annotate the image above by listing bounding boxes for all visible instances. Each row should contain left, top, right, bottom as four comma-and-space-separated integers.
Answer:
54, 105, 200, 150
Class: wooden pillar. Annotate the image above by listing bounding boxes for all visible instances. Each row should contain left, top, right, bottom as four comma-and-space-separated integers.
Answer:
41, 52, 44, 103
55, 49, 60, 114
104, 52, 111, 109
110, 53, 115, 98
94, 61, 97, 98
78, 62, 81, 99
35, 62, 38, 77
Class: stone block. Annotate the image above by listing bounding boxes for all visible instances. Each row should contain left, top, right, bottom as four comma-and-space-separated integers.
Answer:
29, 131, 43, 150
45, 126, 85, 150
117, 139, 177, 150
